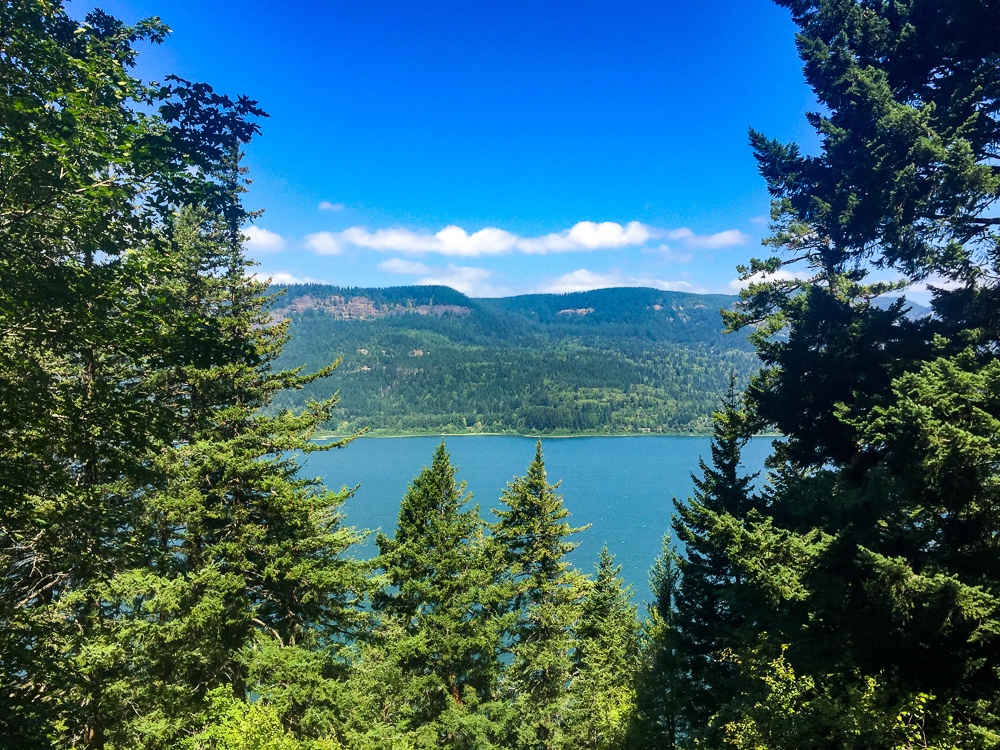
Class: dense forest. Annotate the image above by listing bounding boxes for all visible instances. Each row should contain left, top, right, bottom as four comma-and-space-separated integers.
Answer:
271, 284, 758, 434
2, 1, 1000, 749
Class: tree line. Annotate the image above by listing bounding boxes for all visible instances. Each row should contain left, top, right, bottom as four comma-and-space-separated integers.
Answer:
3, 0, 1000, 748
273, 308, 757, 435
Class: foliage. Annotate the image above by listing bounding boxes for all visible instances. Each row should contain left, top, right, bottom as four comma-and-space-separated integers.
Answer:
185, 689, 314, 750
362, 443, 504, 748
688, 0, 1000, 746
0, 3, 363, 747
661, 383, 762, 744
627, 536, 682, 750
105, 205, 366, 748
566, 547, 641, 750
715, 645, 928, 750
336, 442, 644, 750
12, 0, 1000, 747
271, 285, 759, 436
492, 442, 589, 749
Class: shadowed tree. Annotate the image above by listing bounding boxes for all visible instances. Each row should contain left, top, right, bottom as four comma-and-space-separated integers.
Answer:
712, 0, 1000, 744
567, 546, 641, 750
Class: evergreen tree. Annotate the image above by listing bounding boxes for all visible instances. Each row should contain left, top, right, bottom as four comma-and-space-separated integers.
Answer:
0, 6, 264, 746
107, 204, 366, 748
566, 547, 640, 750
669, 382, 758, 741
492, 441, 588, 750
0, 4, 362, 746
368, 442, 503, 748
0, 6, 171, 742
715, 0, 1000, 744
628, 536, 682, 750
628, 386, 759, 748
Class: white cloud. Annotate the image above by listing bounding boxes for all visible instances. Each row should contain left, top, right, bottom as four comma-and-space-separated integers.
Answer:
254, 271, 328, 285
900, 275, 964, 303
242, 225, 286, 253
319, 221, 656, 258
904, 276, 964, 294
380, 258, 504, 295
342, 225, 518, 256
379, 258, 432, 275
416, 265, 503, 297
304, 220, 747, 259
647, 243, 694, 264
539, 269, 702, 294
318, 201, 345, 211
519, 221, 652, 254
655, 279, 702, 292
436, 226, 520, 255
304, 231, 343, 255
341, 227, 442, 253
667, 227, 748, 249
540, 270, 623, 294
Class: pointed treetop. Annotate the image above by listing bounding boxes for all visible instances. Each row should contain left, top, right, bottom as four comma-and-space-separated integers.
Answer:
526, 439, 550, 489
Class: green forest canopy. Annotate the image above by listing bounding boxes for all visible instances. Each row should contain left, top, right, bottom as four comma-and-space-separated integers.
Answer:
2, 0, 999, 748
271, 284, 759, 435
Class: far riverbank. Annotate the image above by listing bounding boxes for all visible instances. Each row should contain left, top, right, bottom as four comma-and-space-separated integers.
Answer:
315, 429, 781, 440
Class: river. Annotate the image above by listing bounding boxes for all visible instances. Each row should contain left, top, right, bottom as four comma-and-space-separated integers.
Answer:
305, 434, 773, 604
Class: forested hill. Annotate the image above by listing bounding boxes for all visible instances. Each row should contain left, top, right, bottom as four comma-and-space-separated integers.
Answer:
270, 283, 758, 434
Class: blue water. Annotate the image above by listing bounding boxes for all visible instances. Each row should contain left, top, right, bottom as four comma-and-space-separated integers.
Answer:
305, 435, 772, 605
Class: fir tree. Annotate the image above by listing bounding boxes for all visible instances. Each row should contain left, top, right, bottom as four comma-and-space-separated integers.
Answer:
627, 386, 759, 749
492, 441, 588, 750
369, 442, 503, 748
0, 5, 363, 746
716, 0, 1000, 743
107, 203, 367, 748
628, 536, 682, 750
669, 381, 758, 741
0, 6, 269, 746
566, 547, 640, 750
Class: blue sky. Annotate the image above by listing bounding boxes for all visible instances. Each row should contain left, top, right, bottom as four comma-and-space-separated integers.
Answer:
83, 0, 821, 297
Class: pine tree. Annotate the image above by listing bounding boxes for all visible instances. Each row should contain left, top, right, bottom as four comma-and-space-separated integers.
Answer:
368, 442, 503, 748
566, 547, 640, 750
0, 5, 363, 746
715, 0, 1000, 743
628, 536, 682, 750
492, 441, 588, 750
669, 382, 758, 740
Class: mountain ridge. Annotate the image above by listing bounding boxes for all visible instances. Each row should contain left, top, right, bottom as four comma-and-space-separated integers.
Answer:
269, 284, 758, 435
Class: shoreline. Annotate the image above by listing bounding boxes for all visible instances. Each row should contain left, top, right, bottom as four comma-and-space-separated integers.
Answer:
314, 431, 781, 440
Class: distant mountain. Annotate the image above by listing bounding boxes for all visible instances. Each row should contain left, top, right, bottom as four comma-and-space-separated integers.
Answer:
270, 284, 759, 435
873, 296, 933, 318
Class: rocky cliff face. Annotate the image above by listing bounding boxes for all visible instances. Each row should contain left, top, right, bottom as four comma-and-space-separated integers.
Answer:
272, 293, 472, 321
